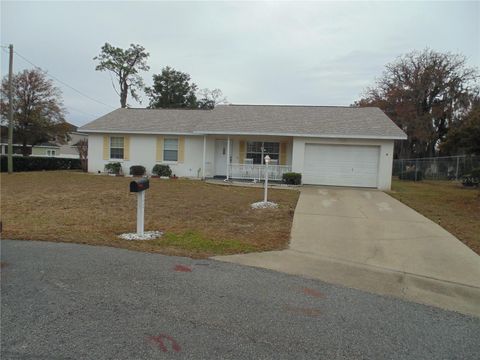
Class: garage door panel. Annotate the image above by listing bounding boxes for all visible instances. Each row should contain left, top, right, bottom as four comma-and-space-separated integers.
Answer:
303, 144, 379, 188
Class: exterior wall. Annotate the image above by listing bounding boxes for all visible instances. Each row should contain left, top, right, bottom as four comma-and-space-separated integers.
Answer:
31, 146, 59, 156
32, 147, 47, 156
88, 133, 294, 178
89, 133, 396, 189
88, 133, 205, 177
292, 137, 394, 190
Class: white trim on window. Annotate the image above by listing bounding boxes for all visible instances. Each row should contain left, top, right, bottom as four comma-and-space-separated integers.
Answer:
163, 137, 179, 162
109, 136, 124, 160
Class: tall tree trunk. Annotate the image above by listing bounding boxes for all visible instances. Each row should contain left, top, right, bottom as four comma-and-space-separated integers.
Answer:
120, 89, 127, 108
120, 80, 128, 108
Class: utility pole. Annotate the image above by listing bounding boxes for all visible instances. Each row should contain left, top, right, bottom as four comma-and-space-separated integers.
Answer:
7, 44, 14, 174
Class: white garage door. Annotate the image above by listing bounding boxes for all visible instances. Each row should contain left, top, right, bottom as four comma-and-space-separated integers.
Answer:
303, 144, 379, 188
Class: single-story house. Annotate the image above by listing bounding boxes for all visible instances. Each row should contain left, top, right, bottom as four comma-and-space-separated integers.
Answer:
31, 126, 88, 159
79, 105, 407, 190
31, 142, 61, 157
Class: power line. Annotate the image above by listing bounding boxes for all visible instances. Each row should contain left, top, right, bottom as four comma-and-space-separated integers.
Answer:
65, 105, 99, 119
1, 47, 117, 110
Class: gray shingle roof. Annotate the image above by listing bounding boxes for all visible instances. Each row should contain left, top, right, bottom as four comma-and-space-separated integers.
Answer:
79, 105, 407, 140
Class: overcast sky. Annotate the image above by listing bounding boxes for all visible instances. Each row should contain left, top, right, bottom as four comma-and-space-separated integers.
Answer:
1, 1, 479, 126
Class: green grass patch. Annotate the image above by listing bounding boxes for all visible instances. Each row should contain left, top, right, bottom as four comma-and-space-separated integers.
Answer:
155, 230, 258, 255
389, 179, 480, 255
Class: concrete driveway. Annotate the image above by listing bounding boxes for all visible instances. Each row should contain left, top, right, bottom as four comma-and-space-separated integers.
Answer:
216, 186, 480, 317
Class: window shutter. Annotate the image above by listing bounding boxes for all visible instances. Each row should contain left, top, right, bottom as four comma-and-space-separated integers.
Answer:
123, 136, 130, 160
103, 135, 109, 160
178, 136, 185, 163
279, 142, 287, 165
156, 136, 164, 162
239, 140, 246, 164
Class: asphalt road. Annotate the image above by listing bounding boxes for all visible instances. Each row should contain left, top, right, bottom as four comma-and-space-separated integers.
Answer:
1, 240, 479, 360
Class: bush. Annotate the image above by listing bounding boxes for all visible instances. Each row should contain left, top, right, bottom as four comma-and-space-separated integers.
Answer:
0, 155, 81, 172
104, 162, 122, 175
152, 164, 172, 177
399, 170, 423, 181
282, 172, 302, 185
470, 168, 480, 178
129, 165, 146, 176
462, 167, 480, 187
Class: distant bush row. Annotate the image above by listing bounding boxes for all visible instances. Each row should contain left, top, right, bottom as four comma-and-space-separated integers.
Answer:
0, 155, 82, 172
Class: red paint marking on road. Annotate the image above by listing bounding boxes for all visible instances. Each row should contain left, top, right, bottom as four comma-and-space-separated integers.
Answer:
302, 287, 324, 298
148, 334, 181, 352
174, 265, 192, 272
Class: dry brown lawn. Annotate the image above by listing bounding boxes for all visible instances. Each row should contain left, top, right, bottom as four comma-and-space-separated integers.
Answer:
0, 171, 299, 258
390, 179, 480, 255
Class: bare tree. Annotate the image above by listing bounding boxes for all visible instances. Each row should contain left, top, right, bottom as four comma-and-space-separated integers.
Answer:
197, 88, 227, 109
94, 43, 150, 108
75, 138, 88, 172
0, 68, 67, 156
354, 49, 479, 158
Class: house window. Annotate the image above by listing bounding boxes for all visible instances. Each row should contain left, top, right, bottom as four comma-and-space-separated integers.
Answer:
110, 136, 124, 159
46, 149, 56, 157
246, 141, 279, 164
164, 138, 178, 161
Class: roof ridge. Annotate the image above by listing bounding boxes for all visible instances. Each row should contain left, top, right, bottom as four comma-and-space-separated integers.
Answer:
118, 105, 377, 110
223, 104, 371, 109
122, 107, 212, 111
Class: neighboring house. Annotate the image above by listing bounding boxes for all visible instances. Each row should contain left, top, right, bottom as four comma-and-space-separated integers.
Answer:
31, 142, 60, 157
1, 123, 87, 158
31, 129, 88, 158
0, 125, 32, 155
79, 105, 407, 190
0, 142, 32, 155
56, 131, 88, 158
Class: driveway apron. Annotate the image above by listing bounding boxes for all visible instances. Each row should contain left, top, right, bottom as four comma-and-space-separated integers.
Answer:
215, 186, 480, 317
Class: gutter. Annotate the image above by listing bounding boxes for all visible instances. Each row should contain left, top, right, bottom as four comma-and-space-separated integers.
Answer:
79, 128, 407, 140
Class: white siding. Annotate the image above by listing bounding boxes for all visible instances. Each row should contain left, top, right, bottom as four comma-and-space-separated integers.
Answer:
88, 134, 205, 177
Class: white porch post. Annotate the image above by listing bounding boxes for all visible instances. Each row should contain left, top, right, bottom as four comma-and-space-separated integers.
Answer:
226, 136, 230, 180
202, 135, 206, 179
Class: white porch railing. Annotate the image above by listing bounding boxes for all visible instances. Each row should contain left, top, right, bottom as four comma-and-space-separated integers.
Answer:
228, 163, 292, 181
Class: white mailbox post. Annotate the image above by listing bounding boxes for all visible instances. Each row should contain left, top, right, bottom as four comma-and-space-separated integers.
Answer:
130, 178, 150, 236
264, 155, 271, 203
137, 191, 145, 236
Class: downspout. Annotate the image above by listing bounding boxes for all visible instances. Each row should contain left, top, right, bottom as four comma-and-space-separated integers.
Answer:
202, 135, 206, 180
226, 136, 230, 180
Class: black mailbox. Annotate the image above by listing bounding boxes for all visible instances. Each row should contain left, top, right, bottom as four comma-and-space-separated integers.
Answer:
130, 178, 150, 192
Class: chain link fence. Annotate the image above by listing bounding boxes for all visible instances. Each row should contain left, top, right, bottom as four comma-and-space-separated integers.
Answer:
393, 155, 479, 180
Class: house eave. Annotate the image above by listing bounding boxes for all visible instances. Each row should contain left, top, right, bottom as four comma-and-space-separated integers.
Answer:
79, 128, 407, 140
79, 129, 199, 136
192, 131, 407, 141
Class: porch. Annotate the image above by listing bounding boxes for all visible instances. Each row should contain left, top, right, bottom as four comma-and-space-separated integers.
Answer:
202, 136, 293, 181
228, 163, 292, 181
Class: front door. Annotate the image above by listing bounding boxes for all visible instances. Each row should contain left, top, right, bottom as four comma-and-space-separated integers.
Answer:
215, 140, 228, 176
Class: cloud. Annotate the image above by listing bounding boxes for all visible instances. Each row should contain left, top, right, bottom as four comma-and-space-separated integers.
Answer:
1, 1, 478, 125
